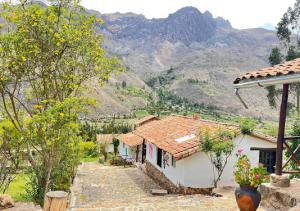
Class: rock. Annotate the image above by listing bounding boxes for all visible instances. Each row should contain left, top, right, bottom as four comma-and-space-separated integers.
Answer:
270, 174, 290, 187
151, 189, 168, 195
0, 194, 15, 209
289, 205, 300, 211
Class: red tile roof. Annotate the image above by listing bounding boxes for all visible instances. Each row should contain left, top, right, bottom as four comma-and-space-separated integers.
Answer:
96, 134, 119, 144
117, 132, 143, 147
250, 131, 277, 144
234, 58, 300, 84
134, 115, 238, 160
118, 115, 277, 160
137, 115, 159, 126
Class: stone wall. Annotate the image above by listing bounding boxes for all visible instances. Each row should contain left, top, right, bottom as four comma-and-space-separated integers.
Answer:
145, 161, 213, 194
259, 183, 299, 211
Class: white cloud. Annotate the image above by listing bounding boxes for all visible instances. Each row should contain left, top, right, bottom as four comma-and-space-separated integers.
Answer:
81, 0, 296, 29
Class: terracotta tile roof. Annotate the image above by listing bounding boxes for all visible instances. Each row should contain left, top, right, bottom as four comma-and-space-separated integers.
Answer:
250, 131, 277, 144
96, 134, 119, 144
117, 132, 143, 147
234, 58, 300, 84
134, 115, 238, 161
137, 115, 159, 126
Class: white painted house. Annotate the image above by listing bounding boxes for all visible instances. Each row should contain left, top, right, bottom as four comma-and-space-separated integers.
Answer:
96, 134, 119, 153
117, 132, 143, 162
118, 115, 277, 192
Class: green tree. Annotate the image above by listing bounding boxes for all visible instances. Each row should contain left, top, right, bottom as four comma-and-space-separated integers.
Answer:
265, 1, 300, 117
122, 80, 127, 88
0, 0, 121, 205
199, 128, 236, 188
112, 138, 119, 155
286, 120, 300, 177
0, 119, 23, 193
268, 47, 283, 66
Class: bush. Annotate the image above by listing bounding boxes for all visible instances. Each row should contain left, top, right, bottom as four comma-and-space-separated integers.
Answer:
79, 141, 98, 157
99, 143, 108, 162
239, 118, 257, 135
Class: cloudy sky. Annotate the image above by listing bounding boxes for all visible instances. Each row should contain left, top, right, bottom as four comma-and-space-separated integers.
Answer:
81, 0, 295, 29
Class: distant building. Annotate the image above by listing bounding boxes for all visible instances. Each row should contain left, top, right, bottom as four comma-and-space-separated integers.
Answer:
117, 115, 276, 193
96, 134, 119, 153
136, 115, 159, 127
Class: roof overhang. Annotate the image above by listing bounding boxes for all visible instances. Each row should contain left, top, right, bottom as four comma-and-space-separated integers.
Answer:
233, 74, 300, 89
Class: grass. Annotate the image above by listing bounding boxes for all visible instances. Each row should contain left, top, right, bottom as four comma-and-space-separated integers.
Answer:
81, 156, 99, 163
4, 173, 30, 202
134, 109, 150, 119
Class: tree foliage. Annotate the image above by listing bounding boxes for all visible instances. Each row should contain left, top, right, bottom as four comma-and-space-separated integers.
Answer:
286, 120, 300, 177
0, 0, 121, 205
265, 1, 300, 116
0, 119, 23, 193
199, 128, 236, 188
239, 118, 257, 135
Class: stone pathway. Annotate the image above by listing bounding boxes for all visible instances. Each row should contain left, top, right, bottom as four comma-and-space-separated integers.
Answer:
70, 162, 266, 211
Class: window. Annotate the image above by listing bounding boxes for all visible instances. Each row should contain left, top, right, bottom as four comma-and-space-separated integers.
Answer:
171, 156, 176, 167
259, 150, 276, 173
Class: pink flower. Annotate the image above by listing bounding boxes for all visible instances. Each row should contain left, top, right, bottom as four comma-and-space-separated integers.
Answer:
255, 174, 260, 180
236, 149, 243, 156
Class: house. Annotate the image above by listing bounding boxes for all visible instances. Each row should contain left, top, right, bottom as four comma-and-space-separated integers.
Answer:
136, 115, 159, 127
119, 115, 277, 194
117, 132, 144, 162
116, 115, 159, 162
96, 134, 119, 153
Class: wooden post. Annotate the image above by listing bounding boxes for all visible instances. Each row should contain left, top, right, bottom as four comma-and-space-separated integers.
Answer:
275, 84, 289, 176
44, 191, 68, 211
136, 145, 139, 162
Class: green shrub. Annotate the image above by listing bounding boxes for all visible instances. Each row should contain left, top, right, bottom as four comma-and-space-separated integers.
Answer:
239, 118, 257, 135
79, 141, 98, 157
99, 143, 108, 161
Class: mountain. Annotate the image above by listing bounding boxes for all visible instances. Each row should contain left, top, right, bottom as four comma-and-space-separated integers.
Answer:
2, 4, 280, 119
87, 7, 280, 119
98, 7, 231, 45
260, 23, 275, 31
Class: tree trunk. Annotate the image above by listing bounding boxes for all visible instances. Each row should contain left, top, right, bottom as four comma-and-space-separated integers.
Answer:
297, 89, 300, 119
44, 191, 68, 211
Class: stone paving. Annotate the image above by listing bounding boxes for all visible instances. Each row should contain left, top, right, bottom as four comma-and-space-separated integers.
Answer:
70, 162, 266, 211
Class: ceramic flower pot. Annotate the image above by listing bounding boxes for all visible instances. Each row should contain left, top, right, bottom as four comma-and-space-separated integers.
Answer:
235, 185, 261, 211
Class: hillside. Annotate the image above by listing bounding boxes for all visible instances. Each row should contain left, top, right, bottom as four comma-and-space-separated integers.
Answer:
0, 4, 282, 119
84, 7, 280, 119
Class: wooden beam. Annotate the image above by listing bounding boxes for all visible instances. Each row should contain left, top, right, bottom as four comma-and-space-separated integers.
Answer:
282, 170, 300, 174
285, 136, 300, 141
250, 147, 277, 151
275, 84, 289, 176
283, 143, 300, 168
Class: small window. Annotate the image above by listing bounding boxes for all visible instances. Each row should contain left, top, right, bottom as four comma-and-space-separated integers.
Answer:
171, 156, 176, 167
259, 150, 276, 173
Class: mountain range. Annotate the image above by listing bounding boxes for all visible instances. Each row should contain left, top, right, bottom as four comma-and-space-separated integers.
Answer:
1, 4, 281, 119
84, 6, 280, 119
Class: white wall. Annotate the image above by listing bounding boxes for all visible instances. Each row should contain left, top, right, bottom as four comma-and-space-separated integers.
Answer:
146, 141, 185, 187
105, 144, 114, 153
145, 134, 276, 189
118, 141, 137, 161
219, 134, 276, 187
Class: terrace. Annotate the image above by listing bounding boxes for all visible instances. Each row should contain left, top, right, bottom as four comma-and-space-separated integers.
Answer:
234, 58, 300, 210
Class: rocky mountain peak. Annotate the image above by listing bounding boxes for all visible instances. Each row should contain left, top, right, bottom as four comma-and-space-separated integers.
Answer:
170, 6, 202, 17
99, 7, 234, 45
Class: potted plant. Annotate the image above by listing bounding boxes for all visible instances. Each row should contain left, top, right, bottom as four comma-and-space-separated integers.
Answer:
234, 150, 269, 211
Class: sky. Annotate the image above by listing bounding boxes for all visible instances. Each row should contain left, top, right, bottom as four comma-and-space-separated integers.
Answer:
81, 0, 296, 29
